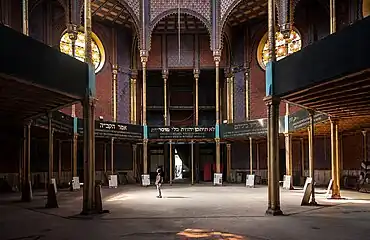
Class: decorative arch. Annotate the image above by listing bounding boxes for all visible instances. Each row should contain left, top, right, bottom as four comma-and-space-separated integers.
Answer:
78, 0, 141, 48
219, 0, 243, 51
364, 0, 370, 17
149, 8, 213, 52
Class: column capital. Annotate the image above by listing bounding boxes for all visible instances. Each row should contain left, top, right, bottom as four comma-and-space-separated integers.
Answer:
284, 133, 291, 137
263, 96, 280, 105
329, 116, 339, 124
307, 109, 315, 116
213, 50, 221, 64
131, 70, 138, 79
226, 143, 231, 148
47, 112, 52, 118
112, 64, 119, 75
67, 24, 78, 41
140, 50, 148, 58
362, 130, 367, 136
193, 68, 200, 78
162, 69, 169, 79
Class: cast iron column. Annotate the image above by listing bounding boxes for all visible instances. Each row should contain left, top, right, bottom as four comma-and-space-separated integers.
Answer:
226, 144, 231, 182
265, 0, 282, 216
103, 143, 107, 174
308, 110, 317, 205
67, 24, 78, 117
72, 134, 78, 178
22, 0, 29, 35
141, 51, 148, 175
48, 113, 54, 185
285, 103, 293, 189
214, 51, 221, 174
82, 0, 96, 214
194, 69, 200, 126
191, 141, 194, 185
58, 140, 62, 184
363, 131, 368, 161
265, 97, 282, 215
163, 69, 169, 125
330, 0, 336, 34
112, 64, 118, 122
249, 137, 253, 175
169, 141, 173, 185
21, 122, 32, 202
330, 118, 341, 198
111, 137, 114, 175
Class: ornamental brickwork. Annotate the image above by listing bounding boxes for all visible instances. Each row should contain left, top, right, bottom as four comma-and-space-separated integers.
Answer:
150, 0, 211, 23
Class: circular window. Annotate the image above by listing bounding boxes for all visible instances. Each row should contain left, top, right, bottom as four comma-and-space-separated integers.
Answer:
60, 31, 105, 73
257, 29, 302, 69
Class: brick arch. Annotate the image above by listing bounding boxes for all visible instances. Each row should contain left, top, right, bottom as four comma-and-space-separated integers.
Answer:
149, 8, 213, 52
364, 0, 370, 17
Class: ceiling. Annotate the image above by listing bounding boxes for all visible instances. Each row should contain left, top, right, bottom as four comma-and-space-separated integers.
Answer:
153, 13, 208, 33
91, 0, 134, 28
0, 74, 78, 125
227, 0, 268, 26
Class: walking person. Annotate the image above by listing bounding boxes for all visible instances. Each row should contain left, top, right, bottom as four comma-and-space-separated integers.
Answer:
155, 167, 163, 198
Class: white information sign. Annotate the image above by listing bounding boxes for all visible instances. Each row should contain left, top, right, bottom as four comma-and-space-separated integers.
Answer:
72, 177, 80, 190
283, 175, 292, 190
246, 174, 255, 188
108, 175, 118, 188
141, 174, 150, 186
214, 173, 223, 186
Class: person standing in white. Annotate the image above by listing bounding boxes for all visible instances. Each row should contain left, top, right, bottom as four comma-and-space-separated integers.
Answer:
155, 168, 163, 198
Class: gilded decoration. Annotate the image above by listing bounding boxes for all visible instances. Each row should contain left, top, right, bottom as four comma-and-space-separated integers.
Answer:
257, 29, 302, 69
60, 31, 105, 73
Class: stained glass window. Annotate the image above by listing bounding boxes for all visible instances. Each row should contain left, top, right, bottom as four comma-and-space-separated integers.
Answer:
259, 30, 302, 68
60, 31, 104, 73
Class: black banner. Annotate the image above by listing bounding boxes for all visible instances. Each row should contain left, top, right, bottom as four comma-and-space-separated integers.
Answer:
220, 119, 268, 138
78, 120, 143, 141
148, 126, 215, 139
288, 110, 328, 132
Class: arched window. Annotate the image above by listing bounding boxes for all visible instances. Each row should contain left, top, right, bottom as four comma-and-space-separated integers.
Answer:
60, 31, 105, 73
257, 29, 302, 69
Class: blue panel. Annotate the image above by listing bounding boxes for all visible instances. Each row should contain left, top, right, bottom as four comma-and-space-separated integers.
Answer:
284, 115, 289, 133
215, 124, 220, 138
265, 61, 274, 96
143, 125, 148, 139
87, 64, 96, 97
73, 117, 77, 134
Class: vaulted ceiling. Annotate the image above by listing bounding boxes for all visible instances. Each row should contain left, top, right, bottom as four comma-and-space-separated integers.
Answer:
91, 0, 135, 28
227, 0, 268, 26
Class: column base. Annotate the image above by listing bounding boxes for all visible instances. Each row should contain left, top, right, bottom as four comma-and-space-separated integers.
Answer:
328, 194, 344, 199
45, 183, 58, 208
265, 207, 284, 216
21, 181, 32, 202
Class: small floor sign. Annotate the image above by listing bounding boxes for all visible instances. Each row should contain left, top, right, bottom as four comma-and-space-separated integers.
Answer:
214, 173, 223, 185
141, 174, 150, 186
109, 175, 118, 188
